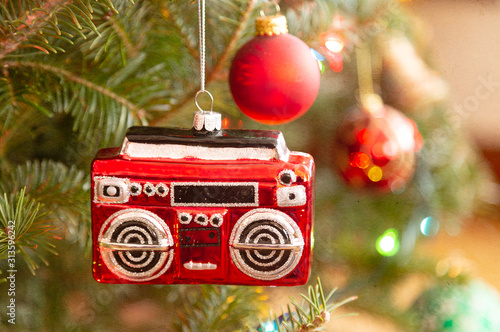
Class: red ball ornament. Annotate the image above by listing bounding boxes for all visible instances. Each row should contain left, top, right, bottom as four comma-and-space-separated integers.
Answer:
229, 14, 321, 124
332, 104, 423, 193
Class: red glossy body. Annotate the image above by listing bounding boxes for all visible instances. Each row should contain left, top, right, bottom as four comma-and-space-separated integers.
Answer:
91, 131, 315, 286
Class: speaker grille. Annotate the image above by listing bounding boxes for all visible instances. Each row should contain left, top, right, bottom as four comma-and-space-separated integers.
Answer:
230, 209, 304, 280
99, 209, 174, 282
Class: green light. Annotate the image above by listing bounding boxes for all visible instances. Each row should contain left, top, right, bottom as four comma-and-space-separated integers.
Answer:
376, 228, 400, 256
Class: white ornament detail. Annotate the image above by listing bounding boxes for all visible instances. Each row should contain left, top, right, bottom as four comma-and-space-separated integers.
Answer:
155, 183, 169, 197
276, 185, 307, 207
194, 213, 209, 226
193, 111, 221, 131
278, 169, 297, 186
209, 214, 224, 227
178, 212, 193, 225
183, 261, 217, 270
143, 182, 155, 197
94, 177, 130, 204
129, 183, 142, 196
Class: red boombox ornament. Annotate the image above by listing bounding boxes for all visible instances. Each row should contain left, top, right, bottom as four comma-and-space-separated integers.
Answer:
91, 111, 315, 286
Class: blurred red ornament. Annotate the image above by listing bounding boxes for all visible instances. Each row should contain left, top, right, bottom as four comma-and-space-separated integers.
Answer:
229, 14, 320, 124
332, 104, 423, 193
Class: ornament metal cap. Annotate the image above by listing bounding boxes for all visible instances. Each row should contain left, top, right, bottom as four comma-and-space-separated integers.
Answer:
255, 14, 288, 36
193, 111, 222, 132
193, 90, 221, 133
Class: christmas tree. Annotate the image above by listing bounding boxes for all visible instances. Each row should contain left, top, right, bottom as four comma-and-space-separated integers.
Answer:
0, 0, 497, 331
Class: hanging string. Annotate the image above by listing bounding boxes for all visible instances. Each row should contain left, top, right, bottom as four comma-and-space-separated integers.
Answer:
198, 0, 206, 92
195, 0, 213, 113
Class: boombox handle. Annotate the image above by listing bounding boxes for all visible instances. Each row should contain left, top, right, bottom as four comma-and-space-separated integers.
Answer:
118, 121, 291, 162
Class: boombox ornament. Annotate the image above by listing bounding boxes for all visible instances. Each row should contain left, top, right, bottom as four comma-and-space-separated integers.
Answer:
91, 111, 315, 286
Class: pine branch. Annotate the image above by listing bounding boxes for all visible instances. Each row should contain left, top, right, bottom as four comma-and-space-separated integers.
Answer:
1, 65, 18, 109
252, 278, 357, 332
0, 1, 139, 59
0, 58, 143, 148
0, 159, 87, 204
0, 0, 71, 59
107, 14, 139, 58
80, 1, 150, 67
0, 160, 89, 244
1, 1, 145, 147
175, 285, 262, 331
3, 60, 145, 121
0, 65, 18, 142
164, 4, 200, 62
0, 188, 57, 275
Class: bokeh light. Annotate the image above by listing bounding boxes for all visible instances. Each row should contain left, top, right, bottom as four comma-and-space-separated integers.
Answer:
420, 216, 440, 236
368, 166, 383, 182
324, 36, 344, 53
376, 228, 400, 256
390, 178, 406, 194
348, 152, 370, 169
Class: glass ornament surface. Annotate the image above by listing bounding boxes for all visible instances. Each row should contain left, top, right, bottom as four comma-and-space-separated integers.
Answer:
332, 105, 422, 193
91, 125, 315, 286
229, 15, 320, 125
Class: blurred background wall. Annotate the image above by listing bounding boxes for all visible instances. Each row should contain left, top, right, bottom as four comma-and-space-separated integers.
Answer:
408, 0, 500, 150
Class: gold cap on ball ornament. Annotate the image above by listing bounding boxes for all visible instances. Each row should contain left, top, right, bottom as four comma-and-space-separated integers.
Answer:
255, 14, 288, 36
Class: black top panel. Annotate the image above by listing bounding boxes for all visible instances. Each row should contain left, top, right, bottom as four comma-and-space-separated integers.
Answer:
125, 126, 284, 149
